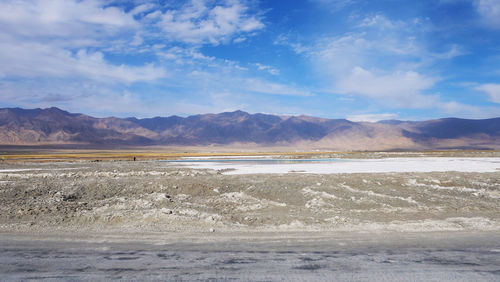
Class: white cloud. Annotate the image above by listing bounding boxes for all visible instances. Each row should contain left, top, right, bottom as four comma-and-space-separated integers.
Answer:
155, 0, 264, 45
306, 16, 442, 107
0, 0, 265, 86
358, 14, 398, 29
0, 0, 165, 84
436, 100, 500, 118
243, 79, 312, 96
439, 0, 500, 29
233, 36, 247, 43
310, 0, 355, 11
286, 14, 474, 114
0, 37, 165, 83
430, 44, 465, 59
336, 67, 437, 107
273, 33, 311, 54
253, 63, 280, 75
475, 0, 500, 29
130, 3, 156, 16
0, 0, 136, 41
346, 113, 398, 122
186, 69, 311, 97
476, 83, 500, 103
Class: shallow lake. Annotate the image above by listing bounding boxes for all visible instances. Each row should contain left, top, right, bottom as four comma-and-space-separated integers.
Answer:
164, 157, 500, 174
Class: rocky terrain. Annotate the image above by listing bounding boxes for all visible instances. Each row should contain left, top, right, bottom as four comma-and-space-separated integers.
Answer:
1, 155, 499, 234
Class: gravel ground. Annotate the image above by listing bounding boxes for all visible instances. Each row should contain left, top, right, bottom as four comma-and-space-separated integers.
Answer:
0, 156, 498, 234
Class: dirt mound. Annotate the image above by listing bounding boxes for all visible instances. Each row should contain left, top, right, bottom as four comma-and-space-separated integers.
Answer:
0, 160, 499, 233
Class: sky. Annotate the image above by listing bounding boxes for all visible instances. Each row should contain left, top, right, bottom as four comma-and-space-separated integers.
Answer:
0, 0, 499, 121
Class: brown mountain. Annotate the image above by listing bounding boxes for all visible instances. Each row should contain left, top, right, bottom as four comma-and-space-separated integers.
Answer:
0, 107, 499, 150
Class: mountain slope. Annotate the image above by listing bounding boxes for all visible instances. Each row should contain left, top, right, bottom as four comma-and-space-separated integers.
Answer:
0, 107, 498, 150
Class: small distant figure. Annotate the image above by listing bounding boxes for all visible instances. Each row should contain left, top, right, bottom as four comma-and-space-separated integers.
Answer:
133, 157, 136, 161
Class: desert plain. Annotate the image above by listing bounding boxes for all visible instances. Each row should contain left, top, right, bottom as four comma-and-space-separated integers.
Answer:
0, 149, 499, 280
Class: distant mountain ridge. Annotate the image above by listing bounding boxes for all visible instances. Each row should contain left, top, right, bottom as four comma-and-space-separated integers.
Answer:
0, 107, 499, 150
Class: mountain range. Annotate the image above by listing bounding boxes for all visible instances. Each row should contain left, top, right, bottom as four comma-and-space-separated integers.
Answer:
0, 107, 499, 150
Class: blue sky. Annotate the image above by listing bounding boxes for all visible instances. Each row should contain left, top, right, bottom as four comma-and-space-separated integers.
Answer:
0, 0, 499, 121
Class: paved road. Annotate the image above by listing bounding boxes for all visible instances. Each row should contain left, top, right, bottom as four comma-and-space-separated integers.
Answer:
0, 232, 499, 281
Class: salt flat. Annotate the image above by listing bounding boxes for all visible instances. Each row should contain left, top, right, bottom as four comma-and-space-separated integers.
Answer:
175, 157, 500, 174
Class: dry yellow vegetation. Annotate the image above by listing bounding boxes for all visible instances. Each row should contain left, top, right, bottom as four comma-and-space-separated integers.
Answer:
0, 148, 498, 161
0, 151, 337, 161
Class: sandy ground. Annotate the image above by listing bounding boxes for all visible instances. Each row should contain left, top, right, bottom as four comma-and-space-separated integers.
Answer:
0, 153, 499, 280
